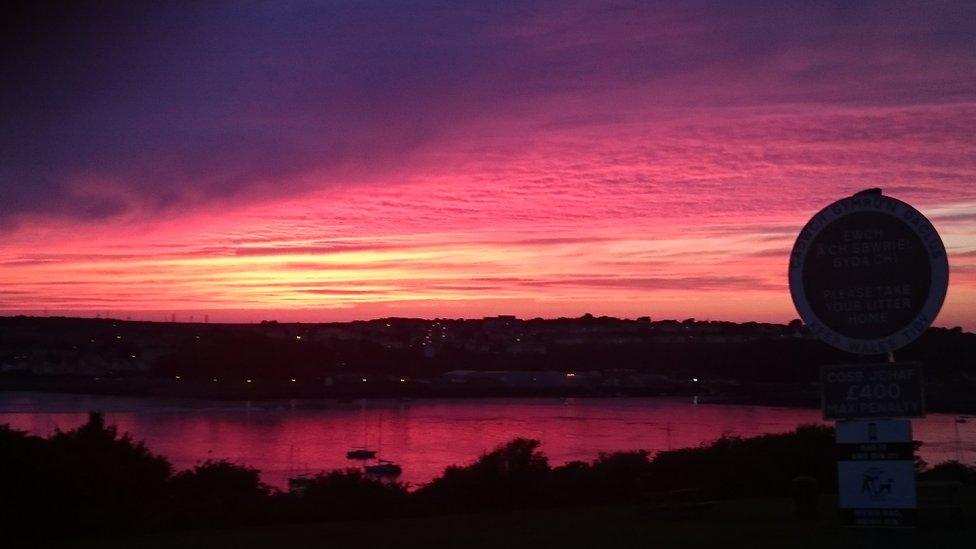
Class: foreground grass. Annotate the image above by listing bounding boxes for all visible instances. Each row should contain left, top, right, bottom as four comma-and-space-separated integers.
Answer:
46, 492, 975, 549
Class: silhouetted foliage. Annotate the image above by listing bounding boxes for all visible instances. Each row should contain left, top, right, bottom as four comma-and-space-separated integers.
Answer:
547, 451, 656, 505
0, 425, 50, 538
169, 460, 270, 527
282, 469, 409, 521
646, 425, 836, 499
1, 413, 971, 542
919, 460, 976, 486
416, 438, 550, 510
586, 450, 654, 502
413, 426, 841, 512
0, 412, 171, 538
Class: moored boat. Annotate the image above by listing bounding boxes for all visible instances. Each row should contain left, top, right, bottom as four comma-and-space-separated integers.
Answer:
364, 459, 402, 477
346, 448, 378, 459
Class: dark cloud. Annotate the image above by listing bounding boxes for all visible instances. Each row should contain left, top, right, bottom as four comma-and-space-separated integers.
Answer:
2, 0, 973, 226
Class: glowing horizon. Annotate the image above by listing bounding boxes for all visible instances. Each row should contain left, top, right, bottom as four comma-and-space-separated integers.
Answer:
2, 3, 974, 329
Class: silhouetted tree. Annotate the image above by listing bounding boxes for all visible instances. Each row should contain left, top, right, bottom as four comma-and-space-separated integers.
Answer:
169, 460, 270, 527
285, 469, 408, 521
919, 460, 976, 486
49, 412, 172, 532
417, 438, 550, 510
0, 412, 172, 538
646, 424, 835, 498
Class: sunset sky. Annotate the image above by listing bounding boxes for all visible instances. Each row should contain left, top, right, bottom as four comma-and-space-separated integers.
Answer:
2, 1, 974, 328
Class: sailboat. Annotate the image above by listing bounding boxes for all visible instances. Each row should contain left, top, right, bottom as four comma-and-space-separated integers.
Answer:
346, 401, 377, 460
363, 411, 402, 478
287, 445, 314, 494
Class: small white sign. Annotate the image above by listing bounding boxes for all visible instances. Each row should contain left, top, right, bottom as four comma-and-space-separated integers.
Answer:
838, 460, 916, 509
837, 419, 911, 443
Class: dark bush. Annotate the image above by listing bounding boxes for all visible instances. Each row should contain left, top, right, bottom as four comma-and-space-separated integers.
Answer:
919, 460, 976, 486
416, 438, 550, 510
0, 412, 172, 537
0, 425, 52, 538
283, 469, 409, 521
169, 460, 271, 527
549, 451, 654, 505
645, 424, 836, 499
549, 460, 594, 504
589, 450, 653, 502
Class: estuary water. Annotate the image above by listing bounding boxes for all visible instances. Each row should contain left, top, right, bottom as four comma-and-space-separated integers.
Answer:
1, 392, 972, 489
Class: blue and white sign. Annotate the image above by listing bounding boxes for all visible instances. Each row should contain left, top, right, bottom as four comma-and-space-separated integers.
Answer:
836, 419, 917, 527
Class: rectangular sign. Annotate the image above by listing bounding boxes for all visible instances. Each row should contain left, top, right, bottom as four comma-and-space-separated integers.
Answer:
836, 419, 914, 460
838, 460, 917, 527
821, 362, 924, 420
836, 419, 912, 444
838, 460, 917, 508
836, 419, 917, 528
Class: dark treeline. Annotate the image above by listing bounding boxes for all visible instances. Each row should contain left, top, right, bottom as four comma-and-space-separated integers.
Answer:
2, 413, 974, 541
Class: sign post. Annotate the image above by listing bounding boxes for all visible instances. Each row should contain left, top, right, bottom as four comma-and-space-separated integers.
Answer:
789, 189, 948, 529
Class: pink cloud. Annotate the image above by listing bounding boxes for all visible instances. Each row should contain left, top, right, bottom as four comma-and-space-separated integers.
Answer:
1, 3, 975, 328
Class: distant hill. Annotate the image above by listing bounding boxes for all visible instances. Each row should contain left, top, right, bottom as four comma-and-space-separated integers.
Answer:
1, 315, 974, 406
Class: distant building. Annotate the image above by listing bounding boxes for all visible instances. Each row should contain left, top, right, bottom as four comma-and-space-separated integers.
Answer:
442, 370, 593, 389
483, 315, 518, 331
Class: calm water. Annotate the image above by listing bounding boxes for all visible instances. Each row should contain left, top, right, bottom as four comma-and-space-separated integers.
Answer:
1, 392, 973, 489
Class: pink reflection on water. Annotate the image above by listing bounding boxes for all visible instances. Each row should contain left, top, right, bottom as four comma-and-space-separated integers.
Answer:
1, 393, 973, 489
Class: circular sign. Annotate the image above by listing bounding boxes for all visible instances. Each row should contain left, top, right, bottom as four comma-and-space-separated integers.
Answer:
789, 191, 948, 354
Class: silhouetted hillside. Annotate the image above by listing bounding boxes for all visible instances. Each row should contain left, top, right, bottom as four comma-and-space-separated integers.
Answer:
1, 315, 974, 406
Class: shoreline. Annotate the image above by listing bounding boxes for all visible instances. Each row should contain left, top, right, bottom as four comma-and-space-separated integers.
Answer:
2, 377, 975, 415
